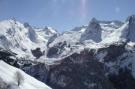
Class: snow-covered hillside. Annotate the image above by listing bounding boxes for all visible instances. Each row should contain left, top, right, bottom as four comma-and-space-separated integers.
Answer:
35, 26, 58, 41
0, 60, 51, 89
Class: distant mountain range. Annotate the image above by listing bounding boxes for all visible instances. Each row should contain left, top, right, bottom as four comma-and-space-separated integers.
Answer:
1, 15, 135, 89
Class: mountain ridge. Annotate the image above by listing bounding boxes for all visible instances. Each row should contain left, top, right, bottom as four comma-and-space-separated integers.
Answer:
1, 15, 135, 89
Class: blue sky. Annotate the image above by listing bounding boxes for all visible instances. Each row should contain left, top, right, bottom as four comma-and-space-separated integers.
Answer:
0, 0, 135, 32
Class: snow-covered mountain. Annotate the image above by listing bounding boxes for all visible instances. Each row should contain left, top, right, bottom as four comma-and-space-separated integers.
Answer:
1, 15, 135, 89
0, 19, 58, 59
80, 18, 102, 42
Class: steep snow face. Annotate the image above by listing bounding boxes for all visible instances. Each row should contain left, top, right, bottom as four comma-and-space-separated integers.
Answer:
80, 18, 102, 43
100, 21, 123, 40
0, 19, 55, 59
101, 22, 129, 45
0, 60, 51, 89
101, 15, 135, 44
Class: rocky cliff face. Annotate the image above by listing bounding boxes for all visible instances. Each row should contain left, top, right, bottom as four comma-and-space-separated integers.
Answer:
80, 18, 102, 42
24, 23, 38, 43
127, 15, 135, 42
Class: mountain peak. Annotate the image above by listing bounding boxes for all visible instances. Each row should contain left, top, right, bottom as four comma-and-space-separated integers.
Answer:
24, 22, 31, 28
87, 18, 101, 31
126, 15, 135, 22
80, 18, 102, 42
43, 26, 57, 34
128, 15, 135, 24
126, 15, 135, 42
91, 17, 98, 23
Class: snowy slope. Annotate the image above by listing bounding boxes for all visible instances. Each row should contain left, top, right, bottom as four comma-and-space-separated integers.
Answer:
0, 60, 51, 89
101, 21, 129, 45
100, 20, 123, 39
101, 15, 135, 45
35, 26, 58, 41
46, 26, 87, 58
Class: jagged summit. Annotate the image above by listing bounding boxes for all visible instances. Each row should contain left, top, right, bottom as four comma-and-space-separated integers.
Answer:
80, 18, 102, 42
43, 26, 58, 35
126, 15, 135, 42
87, 18, 100, 29
87, 17, 101, 32
126, 15, 135, 22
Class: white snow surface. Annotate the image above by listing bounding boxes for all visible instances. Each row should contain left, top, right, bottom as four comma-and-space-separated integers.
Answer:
0, 60, 51, 89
